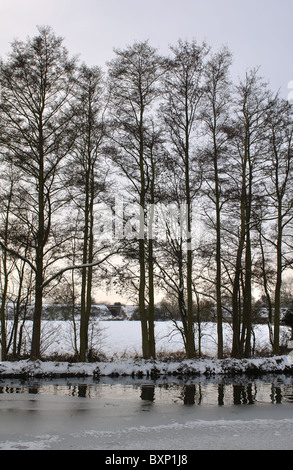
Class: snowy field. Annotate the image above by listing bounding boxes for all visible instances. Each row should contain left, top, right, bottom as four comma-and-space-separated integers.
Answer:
26, 319, 290, 359
1, 320, 293, 378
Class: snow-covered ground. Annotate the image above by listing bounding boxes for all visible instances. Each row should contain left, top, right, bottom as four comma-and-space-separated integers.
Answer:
1, 320, 292, 378
17, 319, 291, 359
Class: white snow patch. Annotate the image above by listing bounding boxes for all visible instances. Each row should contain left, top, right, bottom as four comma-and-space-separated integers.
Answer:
0, 355, 291, 378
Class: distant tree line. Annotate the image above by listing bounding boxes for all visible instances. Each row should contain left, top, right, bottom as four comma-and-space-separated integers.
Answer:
0, 26, 293, 361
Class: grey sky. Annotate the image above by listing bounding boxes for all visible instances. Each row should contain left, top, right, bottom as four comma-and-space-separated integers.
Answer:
0, 0, 292, 98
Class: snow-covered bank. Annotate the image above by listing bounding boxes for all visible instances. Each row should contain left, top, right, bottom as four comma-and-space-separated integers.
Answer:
2, 320, 292, 378
0, 355, 292, 379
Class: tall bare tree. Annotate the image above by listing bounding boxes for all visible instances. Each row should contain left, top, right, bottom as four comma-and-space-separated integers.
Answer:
265, 98, 293, 354
228, 70, 272, 357
201, 46, 232, 358
0, 26, 76, 359
68, 64, 109, 361
107, 41, 162, 359
161, 39, 208, 358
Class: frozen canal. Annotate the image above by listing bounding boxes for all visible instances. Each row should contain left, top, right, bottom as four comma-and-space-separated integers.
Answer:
1, 377, 293, 450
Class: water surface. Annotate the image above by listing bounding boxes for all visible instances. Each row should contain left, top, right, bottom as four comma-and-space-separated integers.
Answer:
1, 375, 293, 406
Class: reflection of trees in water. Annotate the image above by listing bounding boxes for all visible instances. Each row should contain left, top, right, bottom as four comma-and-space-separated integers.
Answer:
77, 384, 88, 398
271, 384, 282, 404
0, 385, 31, 394
232, 383, 256, 405
178, 384, 202, 405
140, 384, 155, 402
175, 382, 257, 406
218, 384, 224, 406
280, 384, 293, 403
183, 384, 196, 405
1, 380, 293, 406
160, 381, 293, 406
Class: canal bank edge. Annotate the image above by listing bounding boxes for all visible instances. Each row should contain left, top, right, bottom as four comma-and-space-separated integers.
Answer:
0, 356, 292, 379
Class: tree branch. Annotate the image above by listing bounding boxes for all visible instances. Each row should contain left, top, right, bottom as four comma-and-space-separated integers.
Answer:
0, 240, 36, 273
41, 251, 116, 288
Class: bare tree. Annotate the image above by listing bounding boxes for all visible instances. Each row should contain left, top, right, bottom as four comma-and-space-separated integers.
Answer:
0, 163, 16, 359
107, 41, 163, 359
160, 39, 208, 358
200, 46, 232, 358
228, 70, 272, 357
0, 160, 35, 359
67, 64, 110, 361
0, 26, 77, 359
264, 97, 293, 354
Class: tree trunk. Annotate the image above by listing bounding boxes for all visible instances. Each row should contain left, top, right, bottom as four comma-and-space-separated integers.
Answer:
0, 269, 8, 361
231, 183, 246, 358
85, 173, 95, 357
0, 181, 14, 361
31, 265, 43, 359
12, 262, 26, 357
139, 236, 149, 358
244, 149, 253, 358
147, 154, 156, 359
148, 237, 156, 358
273, 201, 283, 355
31, 139, 45, 360
214, 144, 223, 358
177, 242, 189, 350
243, 229, 252, 357
185, 139, 195, 359
138, 105, 151, 359
186, 246, 195, 358
79, 167, 90, 362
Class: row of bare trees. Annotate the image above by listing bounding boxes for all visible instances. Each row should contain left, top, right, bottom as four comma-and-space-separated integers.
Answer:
0, 26, 293, 361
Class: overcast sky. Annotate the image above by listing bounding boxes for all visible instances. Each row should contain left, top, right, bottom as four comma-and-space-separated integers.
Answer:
0, 0, 292, 99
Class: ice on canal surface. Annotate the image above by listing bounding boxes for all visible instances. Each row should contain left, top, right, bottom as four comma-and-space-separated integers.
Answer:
1, 379, 293, 450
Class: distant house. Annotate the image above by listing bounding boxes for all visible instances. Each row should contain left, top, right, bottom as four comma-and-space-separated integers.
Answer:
91, 304, 127, 320
91, 305, 110, 318
106, 305, 126, 319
